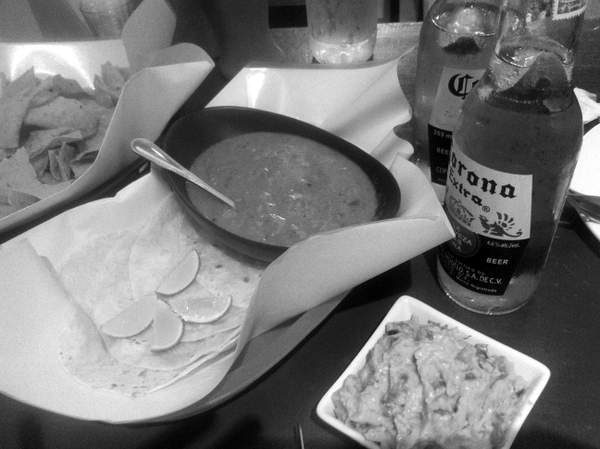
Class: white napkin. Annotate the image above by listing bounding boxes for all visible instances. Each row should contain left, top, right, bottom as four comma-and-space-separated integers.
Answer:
0, 58, 453, 422
575, 87, 600, 125
571, 122, 600, 195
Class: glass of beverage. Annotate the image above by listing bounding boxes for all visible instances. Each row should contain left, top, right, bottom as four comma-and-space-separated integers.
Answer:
305, 0, 378, 64
80, 0, 139, 38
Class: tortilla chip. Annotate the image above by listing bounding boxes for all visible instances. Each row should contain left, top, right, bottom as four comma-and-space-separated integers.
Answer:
0, 148, 67, 213
29, 151, 49, 178
91, 76, 116, 109
77, 98, 114, 155
0, 148, 14, 161
30, 77, 60, 108
24, 97, 99, 138
70, 160, 93, 178
0, 70, 38, 149
0, 72, 8, 93
101, 61, 127, 92
0, 185, 39, 207
23, 127, 82, 159
48, 143, 76, 181
51, 74, 87, 98
30, 74, 88, 108
2, 68, 37, 97
0, 147, 38, 189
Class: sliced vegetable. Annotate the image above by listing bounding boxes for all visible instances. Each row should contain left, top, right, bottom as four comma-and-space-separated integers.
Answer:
151, 300, 183, 351
170, 291, 232, 324
100, 294, 155, 338
156, 249, 200, 296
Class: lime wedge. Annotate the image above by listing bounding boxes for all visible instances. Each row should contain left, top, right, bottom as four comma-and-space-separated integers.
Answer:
151, 300, 183, 351
156, 249, 200, 296
170, 292, 232, 324
100, 294, 156, 338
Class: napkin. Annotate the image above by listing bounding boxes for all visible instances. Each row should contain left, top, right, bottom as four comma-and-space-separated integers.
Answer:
0, 0, 213, 234
0, 58, 454, 422
575, 87, 600, 124
571, 122, 600, 195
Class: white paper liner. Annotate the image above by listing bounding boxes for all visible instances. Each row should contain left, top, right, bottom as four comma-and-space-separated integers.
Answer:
0, 57, 454, 422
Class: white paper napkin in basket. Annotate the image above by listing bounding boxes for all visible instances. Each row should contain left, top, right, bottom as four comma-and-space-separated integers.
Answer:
0, 58, 454, 422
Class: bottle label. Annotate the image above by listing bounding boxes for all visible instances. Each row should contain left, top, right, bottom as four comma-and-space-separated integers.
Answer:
428, 66, 485, 185
439, 145, 532, 295
428, 124, 453, 184
552, 0, 586, 20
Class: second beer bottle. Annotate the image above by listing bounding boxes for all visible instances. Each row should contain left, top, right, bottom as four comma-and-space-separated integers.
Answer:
411, 0, 500, 191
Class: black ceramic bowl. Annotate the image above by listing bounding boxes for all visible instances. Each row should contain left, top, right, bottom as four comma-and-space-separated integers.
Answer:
160, 106, 401, 262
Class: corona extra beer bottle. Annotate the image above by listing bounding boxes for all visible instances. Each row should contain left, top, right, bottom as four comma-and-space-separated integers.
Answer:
437, 0, 586, 314
411, 0, 500, 191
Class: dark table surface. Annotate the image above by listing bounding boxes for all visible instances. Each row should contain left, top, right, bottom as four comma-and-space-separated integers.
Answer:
1, 1, 600, 448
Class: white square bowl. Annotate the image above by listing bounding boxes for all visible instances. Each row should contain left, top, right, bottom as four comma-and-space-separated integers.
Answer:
316, 295, 551, 449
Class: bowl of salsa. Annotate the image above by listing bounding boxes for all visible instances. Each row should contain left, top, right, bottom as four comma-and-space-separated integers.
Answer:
160, 106, 401, 262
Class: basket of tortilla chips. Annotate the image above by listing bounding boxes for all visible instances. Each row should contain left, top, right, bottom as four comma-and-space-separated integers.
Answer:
0, 0, 214, 236
0, 62, 128, 218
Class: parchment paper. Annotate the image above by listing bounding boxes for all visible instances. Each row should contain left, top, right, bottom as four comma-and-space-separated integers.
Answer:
0, 57, 454, 423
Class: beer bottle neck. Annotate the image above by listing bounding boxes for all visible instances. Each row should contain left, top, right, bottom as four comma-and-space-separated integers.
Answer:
482, 0, 586, 109
497, 0, 586, 50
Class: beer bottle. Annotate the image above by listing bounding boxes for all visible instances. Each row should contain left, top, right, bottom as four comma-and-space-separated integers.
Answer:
437, 0, 586, 314
411, 0, 500, 193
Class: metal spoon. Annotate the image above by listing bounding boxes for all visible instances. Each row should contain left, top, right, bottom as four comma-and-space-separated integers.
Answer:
130, 137, 235, 209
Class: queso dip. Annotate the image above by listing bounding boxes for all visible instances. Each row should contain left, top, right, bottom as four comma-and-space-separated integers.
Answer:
187, 132, 378, 247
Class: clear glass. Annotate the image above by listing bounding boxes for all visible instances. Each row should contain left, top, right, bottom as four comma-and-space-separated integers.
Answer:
411, 0, 500, 185
80, 0, 139, 38
306, 0, 378, 64
437, 0, 586, 314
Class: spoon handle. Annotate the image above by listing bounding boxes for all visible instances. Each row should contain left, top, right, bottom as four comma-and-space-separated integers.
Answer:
130, 138, 235, 209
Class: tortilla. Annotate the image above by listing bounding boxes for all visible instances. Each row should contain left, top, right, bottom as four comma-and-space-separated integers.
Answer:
57, 196, 267, 396
104, 325, 239, 371
0, 70, 37, 149
59, 301, 184, 396
59, 230, 138, 324
76, 98, 114, 158
128, 195, 265, 309
24, 127, 82, 159
0, 185, 39, 217
0, 148, 70, 200
182, 305, 245, 343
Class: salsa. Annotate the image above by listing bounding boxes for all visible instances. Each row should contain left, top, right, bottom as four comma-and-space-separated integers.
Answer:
186, 131, 378, 247
332, 319, 527, 449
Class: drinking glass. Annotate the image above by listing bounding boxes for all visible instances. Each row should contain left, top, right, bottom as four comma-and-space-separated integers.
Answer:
80, 0, 139, 38
306, 0, 378, 64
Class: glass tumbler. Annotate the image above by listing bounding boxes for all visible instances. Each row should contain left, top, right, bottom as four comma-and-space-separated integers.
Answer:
306, 0, 378, 64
